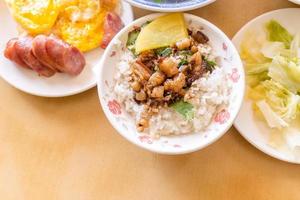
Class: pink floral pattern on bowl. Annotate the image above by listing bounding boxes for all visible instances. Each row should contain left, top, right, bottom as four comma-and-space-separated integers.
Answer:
108, 100, 122, 115
229, 68, 240, 83
173, 144, 182, 148
222, 42, 228, 51
138, 135, 153, 144
110, 51, 117, 57
214, 109, 230, 124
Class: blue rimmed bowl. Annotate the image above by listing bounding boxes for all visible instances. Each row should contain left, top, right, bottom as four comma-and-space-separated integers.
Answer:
125, 0, 216, 12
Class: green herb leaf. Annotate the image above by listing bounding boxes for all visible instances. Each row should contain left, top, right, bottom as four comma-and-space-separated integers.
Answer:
178, 59, 188, 67
203, 57, 217, 72
179, 50, 193, 56
127, 45, 135, 55
141, 21, 152, 29
155, 47, 172, 57
170, 100, 194, 121
127, 29, 140, 47
126, 29, 141, 55
207, 60, 217, 67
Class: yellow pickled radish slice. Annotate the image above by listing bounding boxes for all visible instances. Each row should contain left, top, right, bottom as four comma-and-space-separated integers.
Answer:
135, 13, 188, 54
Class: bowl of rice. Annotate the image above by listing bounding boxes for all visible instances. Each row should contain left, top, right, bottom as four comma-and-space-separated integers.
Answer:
97, 13, 245, 154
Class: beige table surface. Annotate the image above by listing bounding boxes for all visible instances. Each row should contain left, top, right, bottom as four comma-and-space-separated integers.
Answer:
1, 0, 300, 199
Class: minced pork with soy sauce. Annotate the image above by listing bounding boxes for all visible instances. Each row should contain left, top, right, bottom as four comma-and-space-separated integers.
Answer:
113, 24, 232, 138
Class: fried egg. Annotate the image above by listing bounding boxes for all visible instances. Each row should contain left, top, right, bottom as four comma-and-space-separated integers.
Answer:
7, 0, 118, 52
53, 0, 119, 52
8, 0, 59, 35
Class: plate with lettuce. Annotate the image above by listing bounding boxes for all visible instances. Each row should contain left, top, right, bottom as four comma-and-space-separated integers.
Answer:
233, 8, 300, 163
289, 0, 300, 5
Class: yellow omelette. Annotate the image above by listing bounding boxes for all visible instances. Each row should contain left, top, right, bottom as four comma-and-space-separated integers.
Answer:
7, 0, 118, 52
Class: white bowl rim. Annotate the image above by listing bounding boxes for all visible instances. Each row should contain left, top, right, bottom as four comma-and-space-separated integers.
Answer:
124, 0, 216, 12
97, 13, 245, 154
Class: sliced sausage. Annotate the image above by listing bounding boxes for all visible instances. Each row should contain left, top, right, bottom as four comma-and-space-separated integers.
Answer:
28, 51, 55, 77
100, 12, 124, 49
5, 35, 85, 77
15, 37, 55, 77
32, 35, 60, 72
45, 36, 68, 72
45, 36, 85, 75
4, 38, 30, 69
61, 46, 86, 76
14, 36, 34, 69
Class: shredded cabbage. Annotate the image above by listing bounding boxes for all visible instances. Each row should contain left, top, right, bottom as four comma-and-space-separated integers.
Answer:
261, 42, 285, 59
268, 55, 300, 93
240, 30, 270, 65
241, 20, 300, 129
256, 100, 288, 129
249, 80, 300, 128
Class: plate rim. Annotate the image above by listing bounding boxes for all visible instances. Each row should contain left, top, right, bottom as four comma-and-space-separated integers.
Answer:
124, 0, 216, 12
232, 8, 300, 164
289, 0, 300, 5
0, 1, 134, 98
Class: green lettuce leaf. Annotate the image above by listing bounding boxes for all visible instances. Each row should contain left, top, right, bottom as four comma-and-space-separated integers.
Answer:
240, 30, 272, 87
256, 100, 289, 129
241, 20, 300, 130
126, 29, 141, 55
265, 20, 293, 48
240, 30, 270, 65
249, 80, 300, 128
260, 41, 285, 59
268, 55, 300, 93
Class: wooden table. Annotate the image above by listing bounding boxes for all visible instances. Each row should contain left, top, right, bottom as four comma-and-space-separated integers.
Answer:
0, 0, 300, 199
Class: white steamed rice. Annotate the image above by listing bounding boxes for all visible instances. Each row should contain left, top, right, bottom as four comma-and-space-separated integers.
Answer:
113, 44, 231, 138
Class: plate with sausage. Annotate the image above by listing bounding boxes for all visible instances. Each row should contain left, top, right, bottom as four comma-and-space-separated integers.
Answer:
0, 0, 133, 97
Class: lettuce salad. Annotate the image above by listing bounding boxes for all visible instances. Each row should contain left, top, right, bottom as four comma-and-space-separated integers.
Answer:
241, 20, 300, 129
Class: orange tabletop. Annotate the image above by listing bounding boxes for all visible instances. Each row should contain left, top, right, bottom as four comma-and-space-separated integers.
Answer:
0, 0, 300, 199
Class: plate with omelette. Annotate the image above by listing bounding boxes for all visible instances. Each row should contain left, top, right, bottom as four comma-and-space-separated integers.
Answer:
0, 0, 133, 97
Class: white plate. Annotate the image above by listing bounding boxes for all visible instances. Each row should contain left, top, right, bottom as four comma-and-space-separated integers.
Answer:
124, 0, 216, 12
289, 0, 300, 5
97, 13, 244, 154
233, 8, 300, 164
0, 1, 133, 97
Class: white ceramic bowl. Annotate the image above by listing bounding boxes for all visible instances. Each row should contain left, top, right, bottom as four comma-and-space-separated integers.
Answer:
97, 13, 245, 154
125, 0, 216, 12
